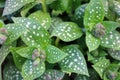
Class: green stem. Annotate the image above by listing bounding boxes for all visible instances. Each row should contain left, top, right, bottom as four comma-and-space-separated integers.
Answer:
55, 37, 60, 46
41, 0, 47, 13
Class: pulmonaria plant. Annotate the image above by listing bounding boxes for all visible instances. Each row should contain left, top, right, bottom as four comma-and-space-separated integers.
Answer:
1, 0, 120, 80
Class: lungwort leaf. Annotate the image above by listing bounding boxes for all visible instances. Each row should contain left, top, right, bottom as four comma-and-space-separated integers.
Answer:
3, 0, 34, 16
13, 17, 51, 48
0, 44, 14, 66
16, 47, 35, 59
84, 0, 105, 31
51, 22, 83, 42
108, 49, 120, 61
3, 63, 23, 80
5, 24, 26, 44
29, 11, 51, 30
45, 45, 68, 63
37, 69, 65, 80
60, 45, 89, 76
101, 31, 120, 50
22, 60, 45, 80
101, 21, 120, 34
93, 59, 110, 78
86, 32, 100, 52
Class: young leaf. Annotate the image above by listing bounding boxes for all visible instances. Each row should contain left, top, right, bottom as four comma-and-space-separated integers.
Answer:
3, 63, 23, 80
107, 49, 120, 61
101, 21, 120, 34
29, 11, 51, 30
84, 0, 105, 31
51, 22, 83, 42
86, 32, 100, 52
22, 60, 45, 80
101, 31, 120, 50
37, 69, 65, 80
59, 45, 89, 76
12, 17, 51, 48
5, 24, 26, 44
45, 45, 68, 63
16, 47, 35, 59
3, 0, 34, 16
92, 58, 110, 78
11, 47, 26, 70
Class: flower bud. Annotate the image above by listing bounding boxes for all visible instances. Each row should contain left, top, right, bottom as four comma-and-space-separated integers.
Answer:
33, 49, 40, 57
0, 34, 7, 45
33, 58, 40, 66
32, 49, 40, 60
0, 28, 8, 35
92, 23, 106, 38
40, 50, 46, 59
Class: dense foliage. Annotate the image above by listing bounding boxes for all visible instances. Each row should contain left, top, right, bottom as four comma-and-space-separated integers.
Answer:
1, 0, 120, 80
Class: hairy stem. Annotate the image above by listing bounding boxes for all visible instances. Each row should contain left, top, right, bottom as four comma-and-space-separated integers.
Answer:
41, 0, 47, 13
55, 37, 60, 46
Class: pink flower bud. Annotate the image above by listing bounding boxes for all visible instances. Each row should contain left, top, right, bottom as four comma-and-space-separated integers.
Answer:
0, 28, 8, 35
0, 34, 7, 44
33, 58, 40, 66
33, 49, 40, 57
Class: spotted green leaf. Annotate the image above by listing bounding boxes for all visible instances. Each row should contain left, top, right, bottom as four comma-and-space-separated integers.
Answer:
101, 0, 108, 16
45, 45, 68, 63
113, 1, 120, 16
16, 47, 35, 59
108, 49, 120, 61
3, 0, 34, 16
22, 60, 45, 80
5, 24, 26, 44
29, 11, 51, 30
103, 64, 120, 80
60, 45, 89, 76
86, 32, 100, 52
101, 31, 120, 50
75, 69, 99, 80
0, 44, 13, 66
84, 0, 105, 31
37, 69, 65, 80
12, 17, 51, 48
11, 48, 26, 70
101, 21, 120, 34
92, 58, 110, 78
3, 63, 23, 80
51, 22, 83, 42
74, 4, 87, 22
